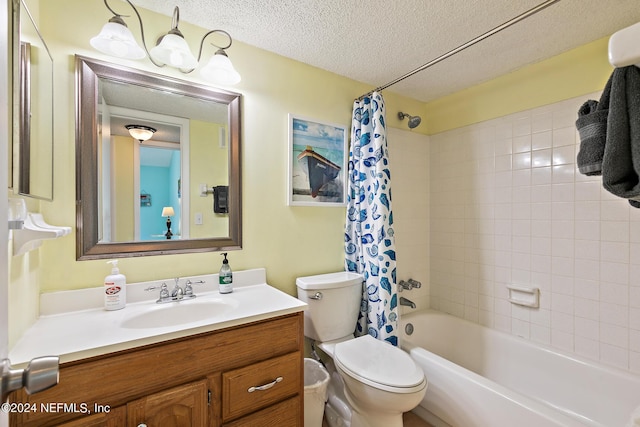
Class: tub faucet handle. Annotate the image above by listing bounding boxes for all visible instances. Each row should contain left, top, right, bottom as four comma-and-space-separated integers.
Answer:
398, 280, 411, 292
408, 279, 422, 289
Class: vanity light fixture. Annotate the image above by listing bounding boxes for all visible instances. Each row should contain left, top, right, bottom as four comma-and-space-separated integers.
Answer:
125, 124, 156, 142
90, 0, 241, 85
161, 206, 175, 239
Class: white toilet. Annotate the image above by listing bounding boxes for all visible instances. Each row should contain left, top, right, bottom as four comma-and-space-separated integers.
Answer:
296, 272, 427, 427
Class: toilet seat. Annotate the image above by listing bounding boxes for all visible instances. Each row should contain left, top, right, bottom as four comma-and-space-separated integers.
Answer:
334, 334, 426, 394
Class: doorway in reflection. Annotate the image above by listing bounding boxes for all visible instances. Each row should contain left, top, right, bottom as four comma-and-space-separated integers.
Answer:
97, 104, 191, 244
139, 145, 181, 240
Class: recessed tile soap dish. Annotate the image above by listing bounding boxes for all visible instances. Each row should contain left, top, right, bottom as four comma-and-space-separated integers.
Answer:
507, 285, 540, 308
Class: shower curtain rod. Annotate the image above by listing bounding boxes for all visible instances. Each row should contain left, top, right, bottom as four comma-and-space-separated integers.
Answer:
356, 0, 561, 101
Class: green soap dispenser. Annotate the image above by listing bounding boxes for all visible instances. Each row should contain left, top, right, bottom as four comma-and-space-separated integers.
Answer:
219, 253, 233, 294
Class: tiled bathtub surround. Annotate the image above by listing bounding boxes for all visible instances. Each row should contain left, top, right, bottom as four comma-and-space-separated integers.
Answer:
388, 128, 431, 313
429, 92, 640, 374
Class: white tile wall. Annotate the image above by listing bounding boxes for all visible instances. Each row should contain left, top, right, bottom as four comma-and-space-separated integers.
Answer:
388, 127, 430, 313
429, 92, 640, 374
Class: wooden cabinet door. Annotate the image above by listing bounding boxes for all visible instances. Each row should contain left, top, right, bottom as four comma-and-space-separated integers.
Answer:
127, 380, 208, 427
55, 406, 126, 427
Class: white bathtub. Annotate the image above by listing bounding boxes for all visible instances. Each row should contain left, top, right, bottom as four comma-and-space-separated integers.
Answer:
400, 309, 640, 427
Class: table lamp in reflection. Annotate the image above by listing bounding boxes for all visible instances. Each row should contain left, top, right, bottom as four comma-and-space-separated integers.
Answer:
161, 206, 175, 239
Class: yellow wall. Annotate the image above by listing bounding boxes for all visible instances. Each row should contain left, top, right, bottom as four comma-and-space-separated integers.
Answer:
114, 135, 135, 241
189, 120, 228, 238
424, 37, 613, 134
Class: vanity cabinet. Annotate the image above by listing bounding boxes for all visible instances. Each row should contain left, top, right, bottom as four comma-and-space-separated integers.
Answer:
9, 313, 304, 427
128, 380, 209, 426
52, 407, 126, 426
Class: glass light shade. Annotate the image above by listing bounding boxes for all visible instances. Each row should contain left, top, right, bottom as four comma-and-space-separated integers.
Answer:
200, 52, 241, 85
150, 34, 198, 69
90, 22, 146, 60
162, 206, 175, 217
126, 125, 156, 142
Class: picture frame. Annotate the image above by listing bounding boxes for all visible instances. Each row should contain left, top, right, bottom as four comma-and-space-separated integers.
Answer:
287, 114, 348, 207
140, 192, 152, 207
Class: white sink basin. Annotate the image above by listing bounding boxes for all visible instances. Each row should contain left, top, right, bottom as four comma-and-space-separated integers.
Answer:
121, 298, 238, 329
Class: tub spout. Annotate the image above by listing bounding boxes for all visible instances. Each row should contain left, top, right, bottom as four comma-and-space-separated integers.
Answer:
399, 297, 416, 309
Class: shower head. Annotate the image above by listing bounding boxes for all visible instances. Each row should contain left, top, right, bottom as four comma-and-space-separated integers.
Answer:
398, 112, 422, 129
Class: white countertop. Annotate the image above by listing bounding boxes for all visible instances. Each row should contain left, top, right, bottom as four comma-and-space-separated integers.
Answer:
9, 268, 307, 366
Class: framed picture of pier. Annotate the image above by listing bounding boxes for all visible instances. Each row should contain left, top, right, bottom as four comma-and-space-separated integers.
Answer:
288, 114, 348, 207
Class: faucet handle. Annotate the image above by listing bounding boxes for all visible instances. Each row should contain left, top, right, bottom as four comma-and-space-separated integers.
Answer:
184, 279, 204, 297
408, 279, 422, 289
145, 283, 170, 297
146, 283, 171, 303
159, 283, 170, 299
398, 280, 411, 292
159, 283, 170, 302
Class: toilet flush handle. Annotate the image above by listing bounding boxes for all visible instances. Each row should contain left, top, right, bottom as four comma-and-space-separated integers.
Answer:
309, 292, 322, 300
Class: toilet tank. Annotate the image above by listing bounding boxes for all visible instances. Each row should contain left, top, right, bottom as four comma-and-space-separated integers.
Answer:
296, 272, 363, 342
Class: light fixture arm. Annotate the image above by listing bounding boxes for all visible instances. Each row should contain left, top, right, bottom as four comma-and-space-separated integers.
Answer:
179, 29, 233, 73
103, 0, 124, 18
197, 30, 233, 59
170, 5, 180, 30
102, 0, 165, 68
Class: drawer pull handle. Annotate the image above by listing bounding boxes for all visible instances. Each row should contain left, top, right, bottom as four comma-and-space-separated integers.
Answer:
247, 376, 283, 393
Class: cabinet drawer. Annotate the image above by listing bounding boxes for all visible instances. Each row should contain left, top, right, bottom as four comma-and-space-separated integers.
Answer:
222, 351, 301, 421
222, 396, 301, 427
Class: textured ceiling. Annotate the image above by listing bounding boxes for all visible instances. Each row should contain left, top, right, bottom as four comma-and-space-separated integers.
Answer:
129, 0, 640, 102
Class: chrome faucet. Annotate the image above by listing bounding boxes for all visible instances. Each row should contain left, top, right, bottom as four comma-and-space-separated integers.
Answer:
171, 278, 184, 300
408, 279, 422, 288
398, 280, 412, 291
398, 278, 422, 292
399, 297, 416, 309
145, 278, 203, 303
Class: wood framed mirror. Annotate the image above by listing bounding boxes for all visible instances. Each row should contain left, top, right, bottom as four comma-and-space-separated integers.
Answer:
76, 56, 241, 260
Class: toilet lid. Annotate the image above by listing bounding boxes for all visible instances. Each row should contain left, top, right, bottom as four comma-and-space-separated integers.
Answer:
334, 335, 425, 391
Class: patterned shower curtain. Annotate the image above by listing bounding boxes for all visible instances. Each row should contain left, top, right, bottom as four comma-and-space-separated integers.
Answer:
345, 92, 398, 346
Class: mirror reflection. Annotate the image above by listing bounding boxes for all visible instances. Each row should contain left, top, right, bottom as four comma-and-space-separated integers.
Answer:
16, 0, 54, 200
76, 56, 242, 259
96, 79, 230, 243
